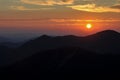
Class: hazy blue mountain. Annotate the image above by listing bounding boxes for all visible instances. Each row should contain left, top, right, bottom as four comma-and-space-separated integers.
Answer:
0, 37, 10, 43
0, 36, 27, 48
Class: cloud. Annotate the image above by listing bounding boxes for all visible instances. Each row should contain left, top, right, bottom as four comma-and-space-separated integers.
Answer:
82, 0, 95, 1
68, 4, 120, 12
50, 19, 120, 23
11, 6, 29, 10
20, 0, 74, 6
111, 4, 120, 9
11, 6, 53, 10
9, 0, 120, 13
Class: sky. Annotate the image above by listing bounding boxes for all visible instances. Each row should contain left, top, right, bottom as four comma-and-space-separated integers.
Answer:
0, 0, 120, 40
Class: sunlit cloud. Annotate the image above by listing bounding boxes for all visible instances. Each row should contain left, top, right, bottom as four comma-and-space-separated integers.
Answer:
20, 0, 74, 6
50, 19, 120, 22
11, 6, 54, 10
68, 4, 120, 12
111, 4, 120, 9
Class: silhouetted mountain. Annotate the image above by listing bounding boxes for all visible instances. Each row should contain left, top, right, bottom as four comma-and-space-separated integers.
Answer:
0, 46, 10, 53
86, 30, 120, 40
17, 35, 82, 53
17, 30, 120, 55
2, 47, 104, 73
83, 30, 120, 54
0, 46, 13, 66
2, 47, 120, 73
0, 30, 120, 68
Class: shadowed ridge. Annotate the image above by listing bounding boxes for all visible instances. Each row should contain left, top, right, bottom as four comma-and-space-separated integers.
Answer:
99, 30, 119, 34
86, 30, 120, 38
82, 30, 120, 54
62, 35, 80, 38
95, 30, 119, 36
5, 47, 99, 73
18, 30, 120, 55
38, 35, 52, 39
19, 34, 53, 50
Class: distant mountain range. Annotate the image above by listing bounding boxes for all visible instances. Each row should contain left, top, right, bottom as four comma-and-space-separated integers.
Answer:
0, 30, 120, 73
17, 30, 120, 54
0, 36, 26, 48
0, 37, 10, 43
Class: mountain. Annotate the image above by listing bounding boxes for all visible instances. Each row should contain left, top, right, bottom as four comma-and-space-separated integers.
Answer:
0, 37, 11, 43
2, 47, 104, 73
0, 45, 11, 54
2, 47, 120, 73
17, 35, 82, 54
1, 30, 120, 73
82, 30, 120, 54
0, 30, 120, 67
0, 42, 24, 48
17, 30, 120, 54
0, 45, 13, 66
0, 36, 25, 48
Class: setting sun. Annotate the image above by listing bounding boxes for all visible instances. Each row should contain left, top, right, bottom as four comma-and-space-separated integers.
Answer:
86, 24, 92, 29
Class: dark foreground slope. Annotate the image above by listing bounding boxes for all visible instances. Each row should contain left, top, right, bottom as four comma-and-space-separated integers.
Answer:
2, 47, 120, 74
2, 47, 104, 73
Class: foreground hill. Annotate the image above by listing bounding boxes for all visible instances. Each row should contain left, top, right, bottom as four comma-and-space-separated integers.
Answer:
2, 47, 104, 73
2, 47, 120, 73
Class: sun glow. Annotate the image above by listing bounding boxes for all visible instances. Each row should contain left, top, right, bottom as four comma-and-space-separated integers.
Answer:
86, 23, 92, 29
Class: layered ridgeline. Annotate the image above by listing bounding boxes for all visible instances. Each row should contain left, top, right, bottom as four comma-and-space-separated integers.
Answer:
17, 30, 120, 54
0, 30, 120, 69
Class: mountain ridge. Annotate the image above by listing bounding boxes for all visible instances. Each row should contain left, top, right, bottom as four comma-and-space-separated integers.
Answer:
18, 29, 120, 54
0, 30, 120, 67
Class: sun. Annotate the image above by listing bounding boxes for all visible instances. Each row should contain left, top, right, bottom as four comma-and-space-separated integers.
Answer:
86, 24, 92, 29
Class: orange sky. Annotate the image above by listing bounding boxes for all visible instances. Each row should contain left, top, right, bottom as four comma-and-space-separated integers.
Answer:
0, 0, 120, 39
